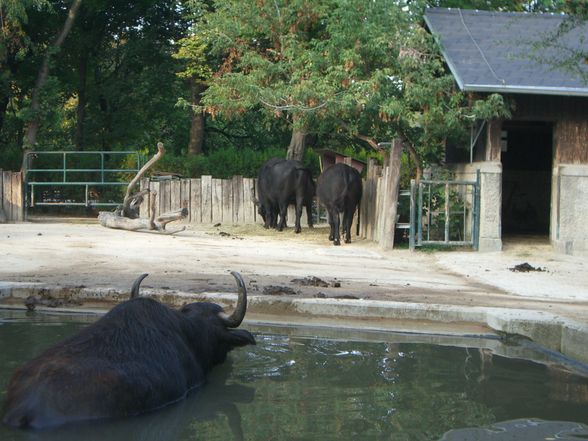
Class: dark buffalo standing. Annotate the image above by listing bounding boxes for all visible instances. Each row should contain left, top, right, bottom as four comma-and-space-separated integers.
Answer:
2, 272, 255, 430
255, 158, 315, 233
316, 163, 363, 246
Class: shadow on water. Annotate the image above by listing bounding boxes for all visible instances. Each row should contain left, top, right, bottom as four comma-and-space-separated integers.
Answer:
2, 360, 254, 441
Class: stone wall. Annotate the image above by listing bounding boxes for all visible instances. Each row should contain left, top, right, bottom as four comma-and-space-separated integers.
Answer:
552, 165, 588, 255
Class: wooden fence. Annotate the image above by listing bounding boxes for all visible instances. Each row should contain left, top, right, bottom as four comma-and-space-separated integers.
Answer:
358, 144, 403, 249
0, 171, 24, 222
138, 155, 400, 248
139, 176, 261, 225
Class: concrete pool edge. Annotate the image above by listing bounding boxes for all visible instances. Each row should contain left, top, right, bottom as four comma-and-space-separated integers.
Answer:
1, 282, 586, 365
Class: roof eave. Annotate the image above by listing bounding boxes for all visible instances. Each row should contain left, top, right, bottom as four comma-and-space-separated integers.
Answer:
463, 84, 588, 98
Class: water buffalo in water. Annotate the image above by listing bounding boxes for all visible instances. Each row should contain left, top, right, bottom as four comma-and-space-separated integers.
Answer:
316, 163, 363, 245
255, 158, 315, 233
2, 272, 255, 430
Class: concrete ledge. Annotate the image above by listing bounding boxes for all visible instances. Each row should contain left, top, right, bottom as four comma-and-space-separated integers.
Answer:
2, 282, 588, 365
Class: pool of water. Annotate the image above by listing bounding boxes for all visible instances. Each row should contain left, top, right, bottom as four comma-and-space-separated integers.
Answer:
1, 309, 588, 441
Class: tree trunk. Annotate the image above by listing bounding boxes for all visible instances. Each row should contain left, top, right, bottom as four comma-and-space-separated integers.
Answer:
22, 0, 82, 152
75, 50, 88, 149
187, 80, 205, 155
287, 129, 306, 161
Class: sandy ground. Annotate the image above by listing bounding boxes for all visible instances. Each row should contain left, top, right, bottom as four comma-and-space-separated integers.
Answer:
1, 218, 587, 324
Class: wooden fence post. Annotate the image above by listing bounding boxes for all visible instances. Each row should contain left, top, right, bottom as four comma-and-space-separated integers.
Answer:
190, 178, 202, 223
232, 175, 244, 224
180, 179, 191, 223
243, 178, 256, 223
212, 178, 223, 224
221, 179, 233, 224
201, 176, 212, 223
379, 139, 404, 250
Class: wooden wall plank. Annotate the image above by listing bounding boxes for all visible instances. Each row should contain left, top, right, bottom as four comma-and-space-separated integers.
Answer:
190, 178, 202, 223
3, 172, 13, 222
201, 175, 212, 223
232, 175, 244, 223
181, 179, 191, 223
170, 179, 182, 212
212, 178, 223, 224
222, 179, 233, 224
243, 178, 256, 223
159, 180, 171, 215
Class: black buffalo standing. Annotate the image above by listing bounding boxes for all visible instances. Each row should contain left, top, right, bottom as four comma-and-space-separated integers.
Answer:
2, 272, 255, 430
255, 158, 315, 233
316, 163, 363, 245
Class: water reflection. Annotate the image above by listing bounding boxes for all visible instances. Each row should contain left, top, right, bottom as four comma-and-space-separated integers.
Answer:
2, 361, 254, 441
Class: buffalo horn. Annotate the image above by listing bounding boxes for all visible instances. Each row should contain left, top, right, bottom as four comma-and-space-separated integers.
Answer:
218, 271, 248, 328
130, 273, 149, 299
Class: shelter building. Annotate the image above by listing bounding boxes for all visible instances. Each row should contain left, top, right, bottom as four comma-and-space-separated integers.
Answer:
425, 8, 588, 254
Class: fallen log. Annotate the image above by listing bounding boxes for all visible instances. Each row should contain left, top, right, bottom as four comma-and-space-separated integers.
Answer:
97, 208, 188, 234
98, 142, 187, 234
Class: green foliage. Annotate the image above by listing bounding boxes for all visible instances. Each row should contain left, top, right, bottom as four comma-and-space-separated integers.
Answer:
173, 34, 213, 82
152, 144, 319, 178
198, 0, 515, 172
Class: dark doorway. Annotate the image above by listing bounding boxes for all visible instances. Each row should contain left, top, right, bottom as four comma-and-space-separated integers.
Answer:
501, 121, 553, 235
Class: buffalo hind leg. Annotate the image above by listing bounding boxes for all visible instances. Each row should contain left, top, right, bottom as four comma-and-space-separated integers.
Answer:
328, 209, 341, 246
294, 199, 303, 234
305, 203, 314, 228
277, 203, 288, 231
342, 206, 355, 244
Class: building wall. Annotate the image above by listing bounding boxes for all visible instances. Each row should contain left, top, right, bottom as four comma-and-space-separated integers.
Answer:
509, 95, 588, 165
475, 94, 588, 254
552, 165, 588, 255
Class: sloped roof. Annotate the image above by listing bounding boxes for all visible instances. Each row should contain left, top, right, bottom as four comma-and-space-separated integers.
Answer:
424, 8, 588, 96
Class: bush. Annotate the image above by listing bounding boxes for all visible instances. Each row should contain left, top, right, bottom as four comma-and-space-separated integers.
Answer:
152, 146, 320, 179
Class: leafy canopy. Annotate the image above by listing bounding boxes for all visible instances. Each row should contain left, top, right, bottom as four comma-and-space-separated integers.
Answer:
198, 0, 510, 168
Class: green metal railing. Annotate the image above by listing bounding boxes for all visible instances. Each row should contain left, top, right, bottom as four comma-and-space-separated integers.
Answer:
411, 171, 480, 250
24, 151, 143, 217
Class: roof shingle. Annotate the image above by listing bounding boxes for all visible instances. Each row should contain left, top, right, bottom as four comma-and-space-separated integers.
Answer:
424, 8, 588, 96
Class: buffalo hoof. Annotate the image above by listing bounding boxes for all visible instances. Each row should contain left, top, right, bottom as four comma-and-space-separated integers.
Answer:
333, 240, 341, 246
328, 234, 334, 241
295, 227, 301, 234
345, 238, 351, 244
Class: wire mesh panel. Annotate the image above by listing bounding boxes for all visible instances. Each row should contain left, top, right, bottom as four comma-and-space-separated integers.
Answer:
415, 173, 480, 248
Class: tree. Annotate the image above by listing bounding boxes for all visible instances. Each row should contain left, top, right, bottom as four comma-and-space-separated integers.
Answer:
199, 0, 509, 172
0, 0, 49, 136
22, 0, 81, 151
174, 34, 213, 155
200, 0, 340, 160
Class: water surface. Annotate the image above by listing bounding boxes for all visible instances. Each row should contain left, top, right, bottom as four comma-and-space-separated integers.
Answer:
1, 309, 588, 441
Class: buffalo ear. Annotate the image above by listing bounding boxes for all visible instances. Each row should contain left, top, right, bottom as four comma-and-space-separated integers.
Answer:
226, 329, 256, 347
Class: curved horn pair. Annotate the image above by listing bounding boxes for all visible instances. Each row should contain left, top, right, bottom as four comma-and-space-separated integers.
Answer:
129, 271, 247, 328
218, 271, 248, 328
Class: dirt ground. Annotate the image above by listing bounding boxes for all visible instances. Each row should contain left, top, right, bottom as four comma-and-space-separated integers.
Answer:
1, 218, 587, 324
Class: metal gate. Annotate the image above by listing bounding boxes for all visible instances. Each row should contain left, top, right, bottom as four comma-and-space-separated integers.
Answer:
409, 171, 480, 249
24, 151, 143, 218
